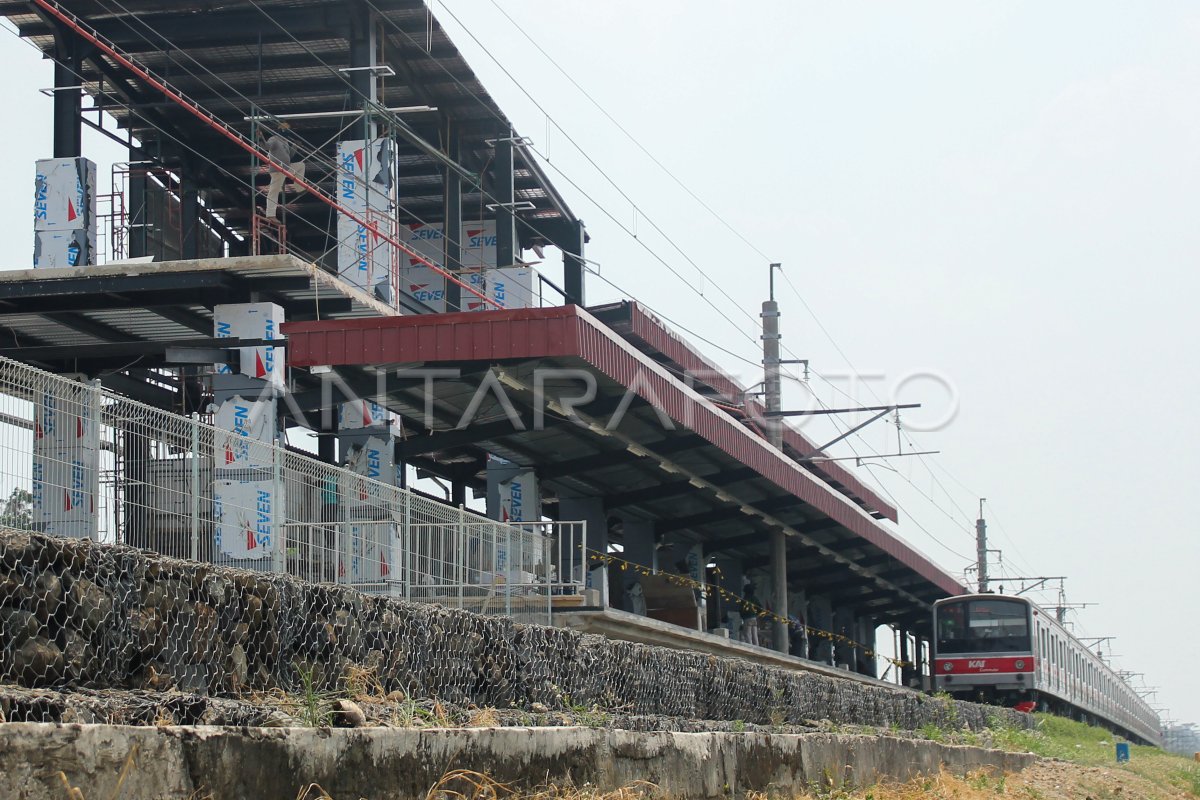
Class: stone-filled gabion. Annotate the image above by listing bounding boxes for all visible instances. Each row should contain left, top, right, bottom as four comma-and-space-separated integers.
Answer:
0, 529, 1029, 732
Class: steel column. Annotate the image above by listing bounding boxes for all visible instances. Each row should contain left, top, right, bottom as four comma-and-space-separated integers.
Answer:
52, 27, 83, 158
318, 429, 337, 465
494, 137, 517, 270
123, 429, 150, 551
444, 132, 464, 311
127, 160, 148, 259
898, 627, 913, 687
771, 529, 788, 653
180, 162, 199, 260
563, 219, 586, 306
348, 2, 378, 137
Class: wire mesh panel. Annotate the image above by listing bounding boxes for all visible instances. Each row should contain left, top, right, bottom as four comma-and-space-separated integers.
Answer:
508, 521, 592, 599
406, 521, 553, 625
0, 355, 566, 626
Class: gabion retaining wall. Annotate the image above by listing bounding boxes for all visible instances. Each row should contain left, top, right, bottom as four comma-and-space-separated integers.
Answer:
0, 529, 1030, 732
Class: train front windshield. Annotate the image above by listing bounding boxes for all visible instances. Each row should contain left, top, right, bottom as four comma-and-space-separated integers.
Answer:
936, 598, 1031, 654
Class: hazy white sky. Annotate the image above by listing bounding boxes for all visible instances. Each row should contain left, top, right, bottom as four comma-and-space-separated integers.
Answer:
434, 0, 1200, 725
0, 2, 1195, 724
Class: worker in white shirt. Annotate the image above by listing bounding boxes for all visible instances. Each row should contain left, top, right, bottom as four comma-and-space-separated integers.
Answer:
259, 122, 307, 218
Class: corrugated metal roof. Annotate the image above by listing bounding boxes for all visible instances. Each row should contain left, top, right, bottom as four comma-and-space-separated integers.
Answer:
283, 306, 967, 601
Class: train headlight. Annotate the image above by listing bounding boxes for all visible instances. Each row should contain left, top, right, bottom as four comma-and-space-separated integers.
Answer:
943, 662, 953, 672
1014, 660, 1026, 670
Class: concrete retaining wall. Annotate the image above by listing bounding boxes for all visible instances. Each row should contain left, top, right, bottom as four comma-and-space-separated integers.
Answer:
0, 723, 1037, 800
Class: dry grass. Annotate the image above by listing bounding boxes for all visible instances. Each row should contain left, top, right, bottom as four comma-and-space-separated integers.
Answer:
424, 770, 658, 800
343, 664, 387, 704
773, 762, 1200, 800
524, 782, 659, 800
467, 707, 501, 728
56, 745, 148, 800
425, 769, 514, 800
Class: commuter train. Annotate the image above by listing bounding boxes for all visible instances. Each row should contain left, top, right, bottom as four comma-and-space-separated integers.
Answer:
931, 594, 1161, 746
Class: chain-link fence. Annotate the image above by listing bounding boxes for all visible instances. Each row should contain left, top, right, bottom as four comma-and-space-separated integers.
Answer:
0, 526, 1035, 736
0, 355, 587, 627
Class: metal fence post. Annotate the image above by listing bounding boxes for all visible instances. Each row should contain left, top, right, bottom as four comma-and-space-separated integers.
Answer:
503, 523, 511, 617
190, 412, 200, 562
457, 504, 466, 610
402, 489, 411, 600
88, 379, 102, 542
337, 470, 347, 586
545, 534, 553, 623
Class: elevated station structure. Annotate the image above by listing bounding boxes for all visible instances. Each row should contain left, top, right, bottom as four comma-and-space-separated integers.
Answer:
0, 0, 964, 684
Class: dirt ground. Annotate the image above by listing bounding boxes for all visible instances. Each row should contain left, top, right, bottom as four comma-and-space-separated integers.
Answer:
801, 758, 1200, 800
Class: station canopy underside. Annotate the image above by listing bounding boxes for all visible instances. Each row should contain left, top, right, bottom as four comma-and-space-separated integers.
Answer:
1, 0, 580, 256
0, 255, 398, 408
284, 304, 966, 630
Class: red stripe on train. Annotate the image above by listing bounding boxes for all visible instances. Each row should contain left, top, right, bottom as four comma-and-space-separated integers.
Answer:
936, 656, 1035, 675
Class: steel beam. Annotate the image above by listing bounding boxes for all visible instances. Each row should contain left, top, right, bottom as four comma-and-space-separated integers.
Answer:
397, 416, 573, 457
656, 495, 799, 534
45, 312, 130, 342
539, 434, 707, 476
605, 466, 759, 509
18, 7, 351, 51
148, 305, 215, 335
